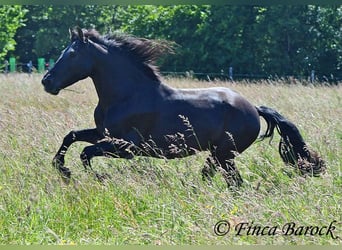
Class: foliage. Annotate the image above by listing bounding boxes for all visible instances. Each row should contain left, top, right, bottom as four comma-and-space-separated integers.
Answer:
13, 5, 113, 63
112, 5, 211, 71
8, 5, 342, 79
0, 6, 26, 62
106, 5, 342, 78
304, 6, 342, 78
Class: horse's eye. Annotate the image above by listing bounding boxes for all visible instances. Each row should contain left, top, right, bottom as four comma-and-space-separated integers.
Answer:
69, 50, 76, 58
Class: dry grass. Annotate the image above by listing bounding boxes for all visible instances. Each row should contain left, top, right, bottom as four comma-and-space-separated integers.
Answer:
0, 73, 341, 245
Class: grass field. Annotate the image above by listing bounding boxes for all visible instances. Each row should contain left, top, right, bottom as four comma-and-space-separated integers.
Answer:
0, 73, 341, 245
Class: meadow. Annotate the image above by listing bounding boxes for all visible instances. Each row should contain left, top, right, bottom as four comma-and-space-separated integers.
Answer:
0, 74, 341, 245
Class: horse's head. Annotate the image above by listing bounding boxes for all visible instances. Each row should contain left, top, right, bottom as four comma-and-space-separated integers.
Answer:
42, 27, 93, 95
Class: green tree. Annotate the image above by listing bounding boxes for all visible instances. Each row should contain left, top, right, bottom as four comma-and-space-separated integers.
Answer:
14, 5, 114, 63
111, 5, 211, 71
197, 6, 261, 74
304, 6, 342, 79
254, 6, 312, 76
0, 6, 26, 61
10, 5, 342, 79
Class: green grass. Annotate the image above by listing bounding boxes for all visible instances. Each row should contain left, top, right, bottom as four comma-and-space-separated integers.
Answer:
0, 74, 341, 245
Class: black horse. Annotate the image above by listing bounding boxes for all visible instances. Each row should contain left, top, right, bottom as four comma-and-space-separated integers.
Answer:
42, 27, 325, 186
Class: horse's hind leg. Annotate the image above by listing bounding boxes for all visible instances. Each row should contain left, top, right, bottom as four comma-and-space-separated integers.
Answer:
201, 156, 217, 183
221, 159, 243, 188
214, 150, 243, 187
202, 149, 243, 187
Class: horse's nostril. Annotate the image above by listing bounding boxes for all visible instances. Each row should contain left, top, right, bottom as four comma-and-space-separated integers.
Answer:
42, 78, 51, 86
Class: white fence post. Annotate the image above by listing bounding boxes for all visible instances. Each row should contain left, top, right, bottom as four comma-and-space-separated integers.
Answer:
229, 66, 233, 81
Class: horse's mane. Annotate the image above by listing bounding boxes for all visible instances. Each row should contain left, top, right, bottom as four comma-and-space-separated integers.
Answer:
80, 29, 174, 82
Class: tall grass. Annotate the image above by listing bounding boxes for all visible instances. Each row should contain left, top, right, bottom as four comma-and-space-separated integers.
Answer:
0, 74, 341, 245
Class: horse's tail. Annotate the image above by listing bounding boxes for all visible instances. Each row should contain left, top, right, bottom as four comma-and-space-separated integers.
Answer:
256, 105, 326, 176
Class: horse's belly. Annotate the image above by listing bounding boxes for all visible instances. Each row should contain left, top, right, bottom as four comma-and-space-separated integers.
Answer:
152, 104, 225, 150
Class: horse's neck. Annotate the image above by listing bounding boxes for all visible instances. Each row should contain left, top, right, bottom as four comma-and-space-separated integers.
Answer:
89, 46, 169, 108
91, 67, 164, 109
91, 73, 123, 108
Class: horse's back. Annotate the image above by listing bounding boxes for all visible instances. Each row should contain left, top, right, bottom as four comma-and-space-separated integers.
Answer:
155, 85, 260, 153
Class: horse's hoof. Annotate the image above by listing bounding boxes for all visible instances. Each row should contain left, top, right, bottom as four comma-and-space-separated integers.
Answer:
222, 172, 243, 189
58, 166, 71, 179
52, 156, 65, 169
95, 173, 111, 183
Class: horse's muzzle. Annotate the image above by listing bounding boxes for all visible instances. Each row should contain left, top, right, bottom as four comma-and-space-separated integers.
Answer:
42, 75, 60, 95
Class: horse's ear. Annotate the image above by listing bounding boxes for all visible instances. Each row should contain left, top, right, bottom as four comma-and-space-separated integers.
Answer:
76, 27, 88, 43
69, 27, 87, 43
69, 27, 78, 42
76, 27, 84, 41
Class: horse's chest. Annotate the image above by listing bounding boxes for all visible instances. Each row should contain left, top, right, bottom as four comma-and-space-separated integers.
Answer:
94, 105, 106, 133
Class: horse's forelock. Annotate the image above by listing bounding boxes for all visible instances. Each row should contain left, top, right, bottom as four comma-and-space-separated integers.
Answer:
69, 28, 79, 41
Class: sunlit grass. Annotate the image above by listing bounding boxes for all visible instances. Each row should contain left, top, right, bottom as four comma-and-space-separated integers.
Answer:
0, 74, 341, 244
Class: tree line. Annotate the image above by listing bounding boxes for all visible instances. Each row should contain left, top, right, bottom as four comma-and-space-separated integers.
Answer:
1, 5, 341, 80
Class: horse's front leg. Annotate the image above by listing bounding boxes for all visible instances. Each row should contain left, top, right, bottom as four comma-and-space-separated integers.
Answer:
53, 128, 103, 178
